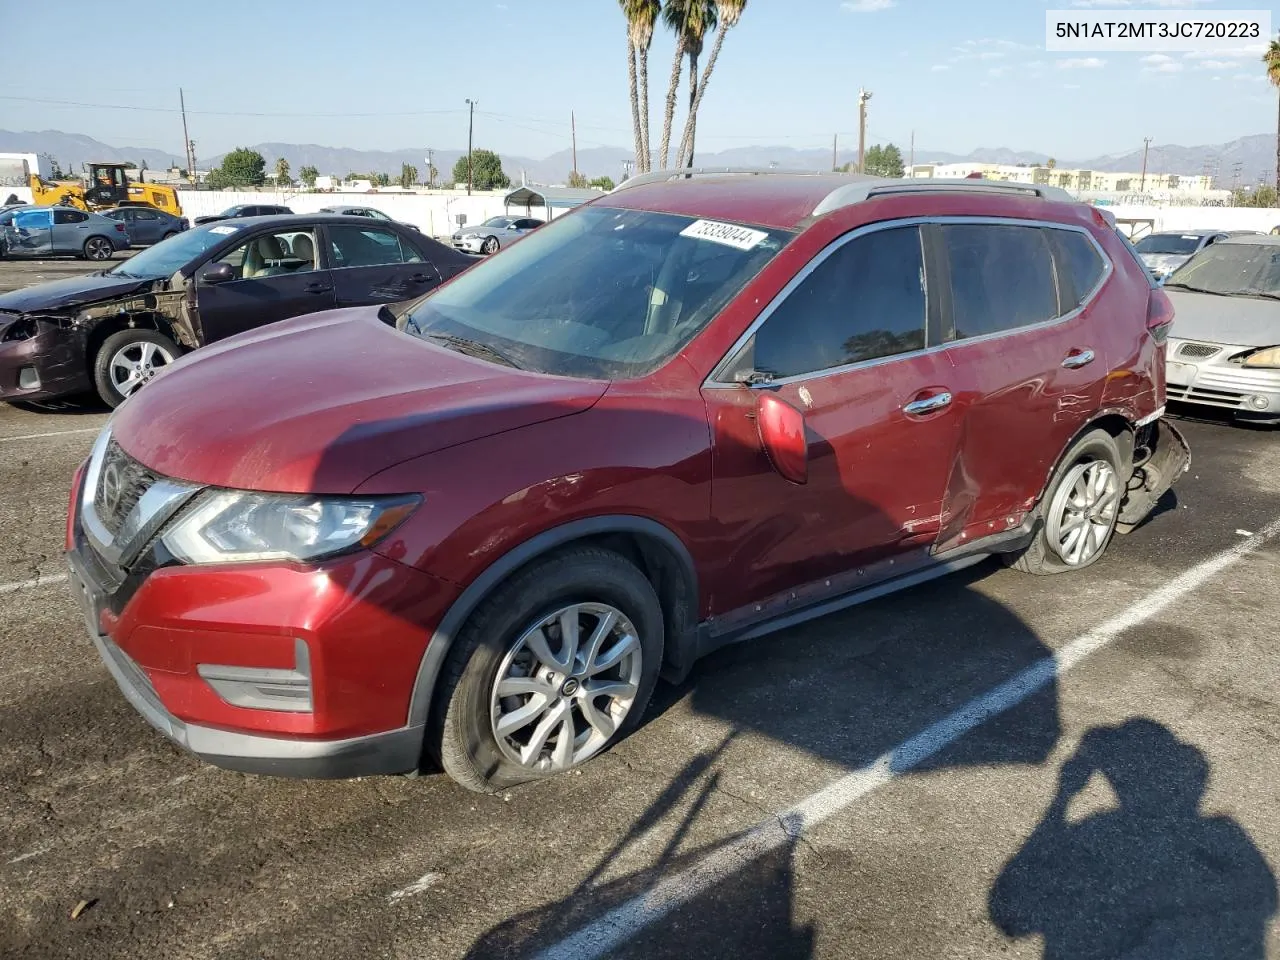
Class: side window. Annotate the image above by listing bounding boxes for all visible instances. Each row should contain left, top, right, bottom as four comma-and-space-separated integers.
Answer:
942, 223, 1058, 339
214, 229, 318, 280
1049, 229, 1107, 310
53, 209, 89, 224
15, 210, 52, 229
327, 225, 423, 268
748, 225, 927, 379
135, 209, 160, 221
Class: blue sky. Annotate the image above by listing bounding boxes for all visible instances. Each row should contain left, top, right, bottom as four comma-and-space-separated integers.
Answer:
3, 0, 1275, 162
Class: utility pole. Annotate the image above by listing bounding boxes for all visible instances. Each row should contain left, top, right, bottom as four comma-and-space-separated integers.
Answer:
179, 88, 195, 185
909, 130, 915, 173
1140, 136, 1152, 192
832, 134, 838, 172
857, 89, 872, 174
426, 148, 435, 188
465, 98, 477, 195
571, 110, 578, 179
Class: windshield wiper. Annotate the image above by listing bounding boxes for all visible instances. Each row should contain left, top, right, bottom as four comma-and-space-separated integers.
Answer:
424, 333, 523, 369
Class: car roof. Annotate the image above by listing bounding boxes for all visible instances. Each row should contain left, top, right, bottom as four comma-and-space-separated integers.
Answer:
1218, 234, 1280, 247
195, 213, 408, 228
605, 170, 1080, 230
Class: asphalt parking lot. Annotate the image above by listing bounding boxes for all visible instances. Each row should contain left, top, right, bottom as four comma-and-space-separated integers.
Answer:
2, 255, 1279, 959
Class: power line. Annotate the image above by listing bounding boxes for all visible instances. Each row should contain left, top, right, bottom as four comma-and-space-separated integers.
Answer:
0, 94, 466, 119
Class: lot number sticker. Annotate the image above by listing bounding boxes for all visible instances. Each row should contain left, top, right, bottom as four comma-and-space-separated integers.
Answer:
209, 225, 239, 235
680, 219, 768, 251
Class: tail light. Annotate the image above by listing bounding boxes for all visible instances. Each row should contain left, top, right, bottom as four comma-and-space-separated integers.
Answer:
114, 223, 126, 233
1147, 287, 1174, 344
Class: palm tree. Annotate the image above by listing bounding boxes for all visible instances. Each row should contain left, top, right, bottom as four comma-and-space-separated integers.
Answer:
674, 0, 746, 169
1266, 39, 1280, 191
621, 0, 661, 173
661, 0, 717, 170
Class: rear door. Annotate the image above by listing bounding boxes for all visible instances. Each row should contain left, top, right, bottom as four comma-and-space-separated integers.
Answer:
130, 207, 163, 244
323, 223, 440, 307
194, 225, 335, 342
9, 208, 53, 256
701, 222, 962, 614
931, 219, 1112, 550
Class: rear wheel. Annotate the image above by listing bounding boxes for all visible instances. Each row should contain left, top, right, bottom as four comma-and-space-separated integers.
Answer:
1007, 429, 1123, 575
162, 230, 177, 242
432, 547, 664, 794
83, 236, 113, 261
92, 329, 178, 408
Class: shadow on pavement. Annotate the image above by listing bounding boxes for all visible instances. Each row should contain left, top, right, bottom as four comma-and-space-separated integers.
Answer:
990, 717, 1277, 960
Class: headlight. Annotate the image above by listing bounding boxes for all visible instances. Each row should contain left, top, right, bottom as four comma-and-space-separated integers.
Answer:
1242, 347, 1280, 369
161, 491, 420, 564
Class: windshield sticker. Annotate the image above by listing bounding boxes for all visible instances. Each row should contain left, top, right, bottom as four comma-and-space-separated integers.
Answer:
209, 225, 239, 235
680, 219, 768, 251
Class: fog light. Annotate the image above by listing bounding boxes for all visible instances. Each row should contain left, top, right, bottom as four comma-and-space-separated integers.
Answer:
17, 366, 40, 391
1249, 395, 1271, 411
197, 638, 313, 712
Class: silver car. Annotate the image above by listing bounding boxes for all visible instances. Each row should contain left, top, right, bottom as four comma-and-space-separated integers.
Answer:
0, 205, 130, 261
1162, 235, 1280, 423
451, 215, 544, 255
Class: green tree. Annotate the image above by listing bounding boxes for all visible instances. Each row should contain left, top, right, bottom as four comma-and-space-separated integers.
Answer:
1266, 39, 1280, 190
299, 165, 319, 188
1232, 184, 1279, 207
567, 171, 590, 188
589, 175, 616, 191
674, 0, 747, 168
400, 163, 419, 189
1047, 157, 1057, 170
274, 157, 291, 187
210, 147, 266, 187
451, 149, 511, 191
863, 143, 904, 178
373, 172, 391, 187
345, 172, 360, 182
659, 0, 718, 169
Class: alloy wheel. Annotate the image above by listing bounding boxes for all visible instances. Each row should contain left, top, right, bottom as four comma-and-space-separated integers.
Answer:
1046, 459, 1120, 566
490, 602, 642, 773
85, 237, 112, 260
109, 340, 175, 399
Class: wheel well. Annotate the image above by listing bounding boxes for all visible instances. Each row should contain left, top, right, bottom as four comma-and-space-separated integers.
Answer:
1035, 414, 1136, 510
84, 314, 179, 374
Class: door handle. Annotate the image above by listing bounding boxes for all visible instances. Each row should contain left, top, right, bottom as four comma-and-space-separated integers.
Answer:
304, 282, 332, 294
903, 391, 953, 416
1062, 348, 1095, 369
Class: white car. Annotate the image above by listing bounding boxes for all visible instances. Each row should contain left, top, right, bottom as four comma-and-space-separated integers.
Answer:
451, 216, 544, 255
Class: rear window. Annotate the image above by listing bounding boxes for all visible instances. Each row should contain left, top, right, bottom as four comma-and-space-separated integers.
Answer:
399, 206, 792, 379
1050, 229, 1108, 309
943, 223, 1059, 339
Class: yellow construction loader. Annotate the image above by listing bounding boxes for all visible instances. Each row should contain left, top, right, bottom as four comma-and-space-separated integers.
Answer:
29, 162, 183, 216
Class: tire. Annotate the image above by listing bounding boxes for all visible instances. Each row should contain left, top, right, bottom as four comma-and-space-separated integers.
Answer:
92, 329, 179, 408
1007, 429, 1123, 576
432, 547, 664, 794
83, 236, 113, 261
162, 231, 177, 242
481, 236, 499, 255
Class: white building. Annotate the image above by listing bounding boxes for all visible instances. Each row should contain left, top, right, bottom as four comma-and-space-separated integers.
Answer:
0, 152, 51, 188
907, 161, 1219, 198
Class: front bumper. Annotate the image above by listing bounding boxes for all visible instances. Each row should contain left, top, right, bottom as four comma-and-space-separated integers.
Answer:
0, 314, 93, 402
451, 235, 485, 252
65, 460, 459, 778
1165, 338, 1280, 419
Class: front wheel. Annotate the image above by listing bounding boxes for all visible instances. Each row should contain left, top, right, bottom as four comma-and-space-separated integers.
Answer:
481, 236, 499, 255
83, 236, 114, 261
1007, 429, 1123, 575
93, 329, 178, 408
432, 547, 664, 794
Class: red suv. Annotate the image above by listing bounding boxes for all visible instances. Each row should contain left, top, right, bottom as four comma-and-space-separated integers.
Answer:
65, 173, 1189, 793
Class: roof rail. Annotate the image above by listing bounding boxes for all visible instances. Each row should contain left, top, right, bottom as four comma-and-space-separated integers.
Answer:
812, 178, 1077, 216
611, 166, 850, 193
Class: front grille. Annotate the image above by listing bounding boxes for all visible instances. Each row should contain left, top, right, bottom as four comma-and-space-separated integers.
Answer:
96, 439, 160, 536
1177, 342, 1221, 360
1166, 384, 1245, 408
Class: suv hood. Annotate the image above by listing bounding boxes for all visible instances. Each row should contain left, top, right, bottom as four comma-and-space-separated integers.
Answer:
110, 307, 608, 493
0, 273, 153, 314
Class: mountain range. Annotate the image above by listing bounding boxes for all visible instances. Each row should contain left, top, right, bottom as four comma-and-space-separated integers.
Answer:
2, 129, 1275, 187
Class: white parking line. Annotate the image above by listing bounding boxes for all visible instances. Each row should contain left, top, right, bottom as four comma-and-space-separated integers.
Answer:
388, 872, 443, 903
533, 518, 1280, 960
0, 574, 68, 595
0, 427, 100, 443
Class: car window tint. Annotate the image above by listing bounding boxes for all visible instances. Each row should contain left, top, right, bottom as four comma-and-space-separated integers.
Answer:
1050, 229, 1107, 309
15, 210, 51, 228
943, 223, 1058, 339
53, 209, 89, 224
750, 225, 927, 379
215, 229, 318, 279
328, 225, 422, 267
135, 209, 159, 220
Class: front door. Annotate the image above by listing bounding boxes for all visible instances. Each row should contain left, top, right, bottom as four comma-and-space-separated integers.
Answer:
701, 223, 962, 617
51, 207, 94, 253
130, 207, 163, 244
7, 208, 52, 256
323, 223, 440, 307
195, 226, 335, 343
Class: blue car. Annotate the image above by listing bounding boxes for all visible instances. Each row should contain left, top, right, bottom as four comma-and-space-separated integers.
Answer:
0, 205, 131, 261
101, 205, 190, 246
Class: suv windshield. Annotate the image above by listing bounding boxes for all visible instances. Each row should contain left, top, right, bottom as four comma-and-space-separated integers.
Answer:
1135, 234, 1202, 255
400, 205, 791, 379
109, 224, 236, 279
1165, 243, 1280, 298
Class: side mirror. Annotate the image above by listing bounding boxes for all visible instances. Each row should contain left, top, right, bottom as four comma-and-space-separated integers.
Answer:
756, 392, 808, 485
199, 262, 235, 285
